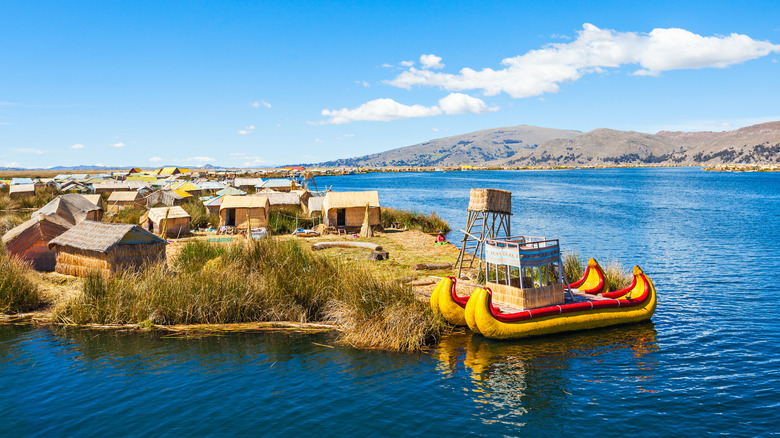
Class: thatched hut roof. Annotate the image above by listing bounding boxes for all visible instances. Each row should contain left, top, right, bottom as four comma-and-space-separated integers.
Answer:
323, 191, 380, 210
108, 191, 142, 202
233, 177, 264, 187
220, 195, 270, 210
48, 221, 165, 254
34, 194, 102, 225
263, 191, 301, 206
93, 182, 130, 192
3, 213, 72, 252
81, 194, 103, 207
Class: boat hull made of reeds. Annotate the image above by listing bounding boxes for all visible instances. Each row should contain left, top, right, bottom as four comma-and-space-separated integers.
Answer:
432, 266, 656, 340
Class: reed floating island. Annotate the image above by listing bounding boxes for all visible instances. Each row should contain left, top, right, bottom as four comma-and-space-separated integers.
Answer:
431, 189, 657, 340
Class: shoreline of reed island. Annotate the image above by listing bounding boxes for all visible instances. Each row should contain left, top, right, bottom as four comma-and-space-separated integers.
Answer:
2, 220, 632, 353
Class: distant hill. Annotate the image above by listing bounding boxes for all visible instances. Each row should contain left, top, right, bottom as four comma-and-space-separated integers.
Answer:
318, 122, 780, 167
319, 125, 582, 167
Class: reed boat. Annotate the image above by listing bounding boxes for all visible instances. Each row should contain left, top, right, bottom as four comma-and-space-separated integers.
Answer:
431, 236, 657, 340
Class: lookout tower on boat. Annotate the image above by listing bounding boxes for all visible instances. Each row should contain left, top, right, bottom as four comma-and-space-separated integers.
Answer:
455, 188, 512, 277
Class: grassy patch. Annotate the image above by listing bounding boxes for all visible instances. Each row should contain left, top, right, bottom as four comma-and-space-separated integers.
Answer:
180, 198, 219, 229
104, 207, 145, 225
0, 246, 42, 314
563, 252, 584, 283
54, 238, 443, 352
267, 207, 317, 235
604, 260, 633, 291
381, 208, 450, 233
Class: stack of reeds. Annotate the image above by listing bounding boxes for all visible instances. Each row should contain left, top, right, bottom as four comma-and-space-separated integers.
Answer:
487, 282, 565, 310
467, 188, 512, 213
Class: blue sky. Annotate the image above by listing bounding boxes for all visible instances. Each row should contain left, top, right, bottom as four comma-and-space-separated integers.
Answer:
1, 0, 779, 168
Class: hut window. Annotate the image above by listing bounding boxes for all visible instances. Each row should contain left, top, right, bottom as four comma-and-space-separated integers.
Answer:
337, 208, 346, 227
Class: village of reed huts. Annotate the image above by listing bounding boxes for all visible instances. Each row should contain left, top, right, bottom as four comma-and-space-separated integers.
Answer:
3, 167, 381, 275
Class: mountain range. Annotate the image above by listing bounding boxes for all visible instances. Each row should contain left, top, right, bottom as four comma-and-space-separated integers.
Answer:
318, 121, 780, 167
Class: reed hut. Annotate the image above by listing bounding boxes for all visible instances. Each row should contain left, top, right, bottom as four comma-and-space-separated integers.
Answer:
48, 221, 166, 277
140, 206, 191, 237
2, 214, 73, 271
233, 177, 264, 192
219, 195, 270, 229
255, 178, 294, 192
9, 184, 35, 199
107, 191, 145, 214
322, 191, 381, 230
34, 194, 103, 225
146, 189, 188, 207
306, 196, 324, 216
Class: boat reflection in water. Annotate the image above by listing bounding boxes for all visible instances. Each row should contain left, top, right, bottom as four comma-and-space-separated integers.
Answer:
434, 323, 659, 425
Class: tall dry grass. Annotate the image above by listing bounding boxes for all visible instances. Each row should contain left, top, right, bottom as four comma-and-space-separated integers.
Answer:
603, 260, 633, 291
55, 239, 444, 352
381, 208, 450, 233
563, 252, 584, 283
0, 246, 42, 314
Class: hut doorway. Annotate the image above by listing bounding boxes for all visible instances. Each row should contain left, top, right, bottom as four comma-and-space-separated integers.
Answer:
147, 219, 154, 232
225, 208, 236, 226
336, 208, 346, 227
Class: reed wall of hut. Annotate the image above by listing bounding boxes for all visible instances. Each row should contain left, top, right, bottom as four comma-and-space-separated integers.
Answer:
52, 243, 166, 277
218, 196, 270, 229
140, 206, 191, 237
107, 192, 144, 214
9, 184, 36, 199
322, 191, 381, 229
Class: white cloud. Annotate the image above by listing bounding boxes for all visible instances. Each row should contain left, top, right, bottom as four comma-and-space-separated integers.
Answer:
243, 157, 268, 167
432, 128, 439, 132
314, 138, 323, 143
336, 133, 356, 140
321, 98, 442, 124
149, 156, 163, 162
185, 156, 215, 163
438, 92, 497, 114
111, 142, 125, 148
251, 100, 272, 108
238, 125, 256, 135
4, 161, 19, 167
355, 80, 370, 87
420, 54, 444, 69
381, 63, 394, 68
319, 93, 494, 124
386, 24, 780, 98
400, 60, 414, 67
70, 144, 85, 149
550, 33, 572, 40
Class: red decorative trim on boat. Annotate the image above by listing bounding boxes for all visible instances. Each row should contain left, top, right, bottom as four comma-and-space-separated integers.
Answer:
486, 275, 651, 323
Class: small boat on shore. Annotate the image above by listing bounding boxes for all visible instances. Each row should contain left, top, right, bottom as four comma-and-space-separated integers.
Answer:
431, 236, 657, 340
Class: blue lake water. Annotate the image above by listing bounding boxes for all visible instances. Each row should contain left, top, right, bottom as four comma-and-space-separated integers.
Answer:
2, 168, 780, 436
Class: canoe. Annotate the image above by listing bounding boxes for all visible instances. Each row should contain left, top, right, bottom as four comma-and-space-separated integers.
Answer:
570, 258, 609, 294
465, 266, 656, 340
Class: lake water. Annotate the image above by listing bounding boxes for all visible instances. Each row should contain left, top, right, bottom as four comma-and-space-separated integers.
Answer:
3, 168, 779, 436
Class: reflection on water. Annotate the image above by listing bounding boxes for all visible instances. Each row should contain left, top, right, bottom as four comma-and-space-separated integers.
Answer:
435, 324, 659, 429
